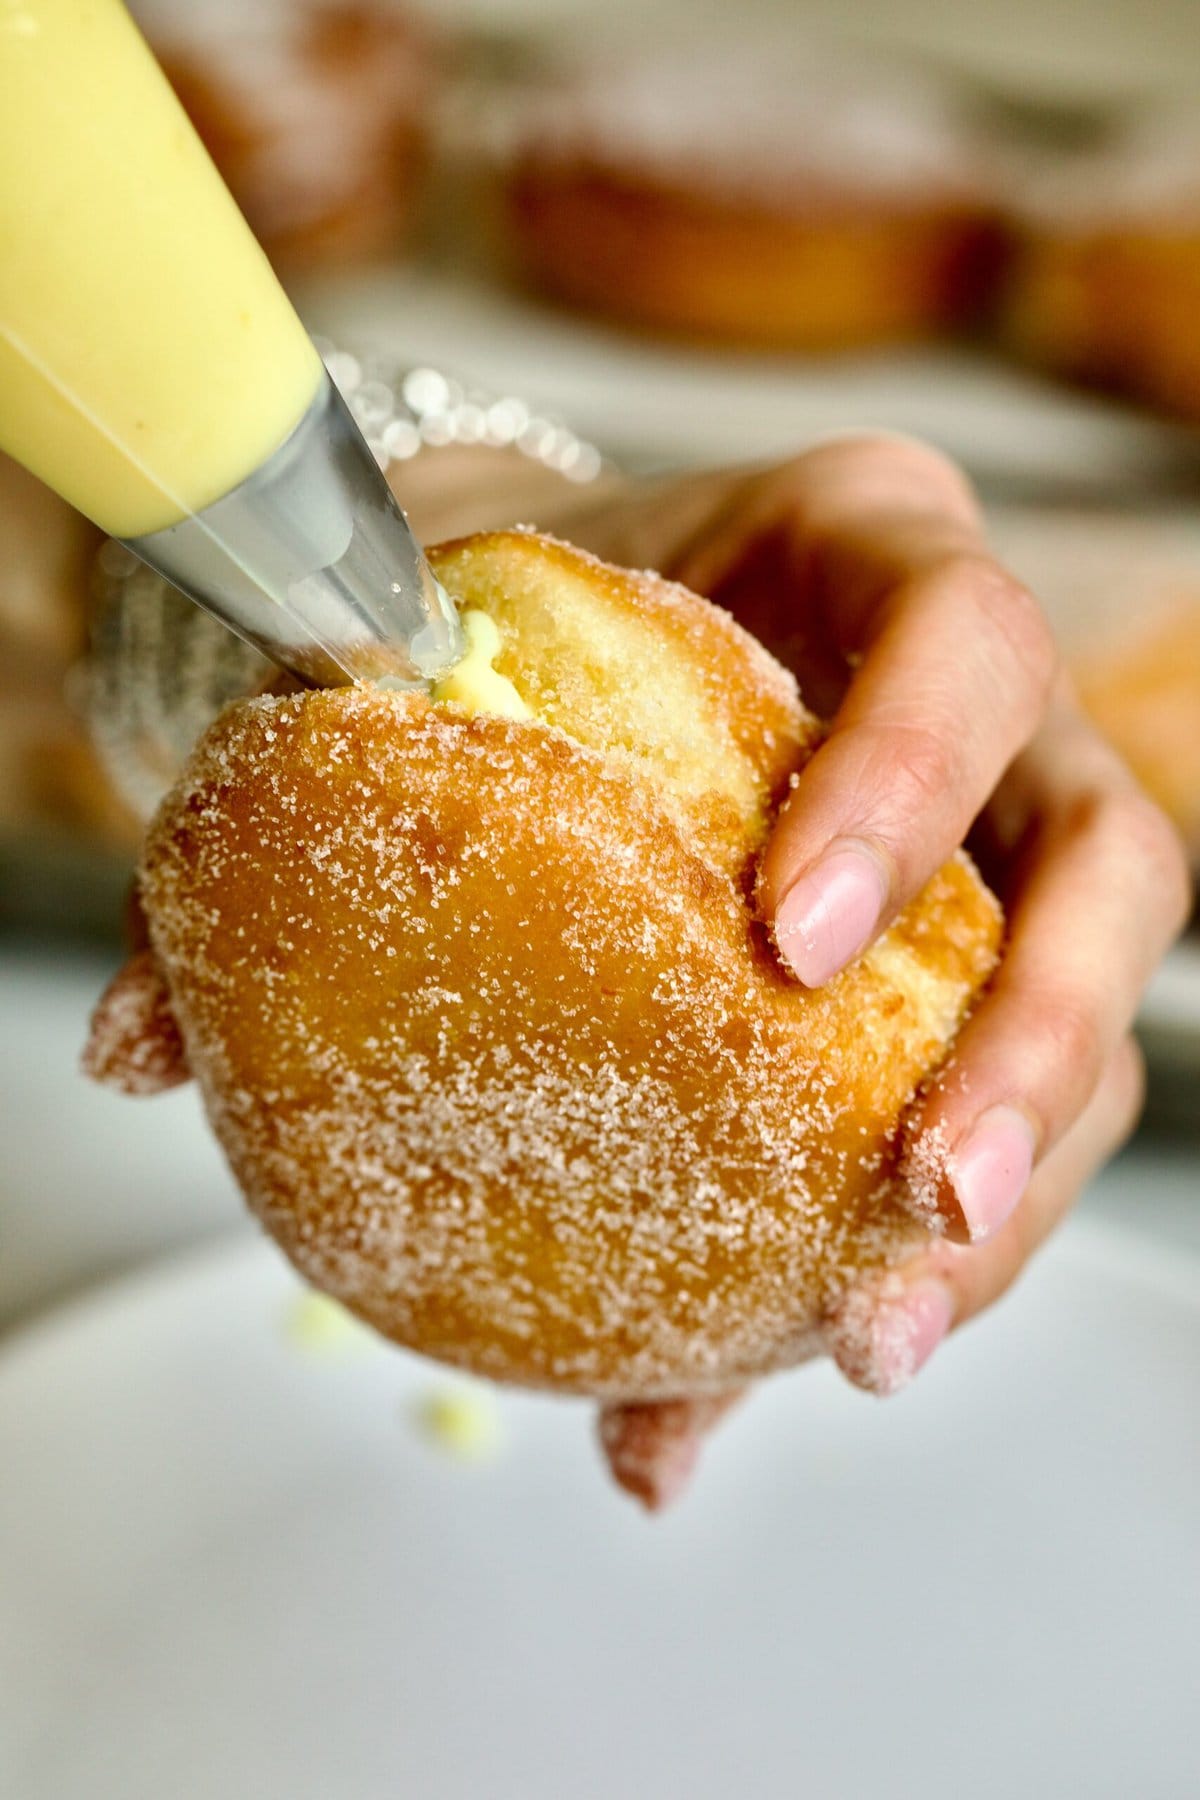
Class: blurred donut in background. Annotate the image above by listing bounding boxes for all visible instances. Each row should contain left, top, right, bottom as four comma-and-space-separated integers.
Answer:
1077, 607, 1200, 864
498, 42, 1008, 351
133, 0, 440, 274
0, 454, 137, 854
994, 506, 1200, 867
1000, 115, 1200, 421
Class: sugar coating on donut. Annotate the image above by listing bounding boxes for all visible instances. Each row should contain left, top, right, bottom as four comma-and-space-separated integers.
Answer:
497, 40, 991, 210
135, 532, 1002, 1400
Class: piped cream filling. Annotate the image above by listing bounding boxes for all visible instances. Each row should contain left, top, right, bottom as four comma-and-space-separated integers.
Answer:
432, 610, 532, 721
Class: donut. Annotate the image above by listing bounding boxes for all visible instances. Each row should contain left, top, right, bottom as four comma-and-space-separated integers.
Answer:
0, 455, 140, 851
1074, 608, 1200, 864
134, 0, 438, 273
993, 507, 1200, 866
85, 530, 1000, 1485
999, 116, 1200, 420
498, 44, 1006, 350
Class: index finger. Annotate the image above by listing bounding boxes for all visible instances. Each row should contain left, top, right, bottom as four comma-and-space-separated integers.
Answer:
675, 438, 1058, 989
675, 433, 986, 613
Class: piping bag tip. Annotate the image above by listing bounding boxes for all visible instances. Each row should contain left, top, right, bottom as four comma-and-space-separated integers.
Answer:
125, 371, 467, 692
399, 575, 466, 689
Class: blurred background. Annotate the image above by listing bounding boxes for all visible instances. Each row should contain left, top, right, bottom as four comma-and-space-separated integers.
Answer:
2, 4, 1199, 1795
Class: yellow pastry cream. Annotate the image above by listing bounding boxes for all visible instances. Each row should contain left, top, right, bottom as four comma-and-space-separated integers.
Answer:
415, 1386, 503, 1463
432, 610, 532, 720
285, 1289, 372, 1356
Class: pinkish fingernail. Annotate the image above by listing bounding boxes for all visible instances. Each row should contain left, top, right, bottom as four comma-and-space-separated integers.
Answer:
774, 845, 887, 987
872, 1281, 955, 1396
831, 1278, 955, 1397
949, 1106, 1036, 1243
831, 1274, 949, 1396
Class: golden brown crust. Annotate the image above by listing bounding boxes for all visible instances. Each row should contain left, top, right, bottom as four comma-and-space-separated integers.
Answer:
129, 531, 1002, 1399
509, 165, 1004, 350
495, 43, 1005, 350
992, 509, 1200, 864
995, 118, 1200, 420
1076, 604, 1200, 856
1001, 232, 1200, 420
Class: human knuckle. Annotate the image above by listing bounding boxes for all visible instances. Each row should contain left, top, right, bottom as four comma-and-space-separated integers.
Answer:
1003, 1203, 1047, 1289
946, 556, 1058, 699
1023, 985, 1105, 1091
868, 719, 961, 824
950, 1233, 1025, 1320
804, 434, 980, 517
863, 433, 977, 501
768, 451, 815, 501
1103, 789, 1193, 928
1106, 1036, 1147, 1137
805, 432, 911, 475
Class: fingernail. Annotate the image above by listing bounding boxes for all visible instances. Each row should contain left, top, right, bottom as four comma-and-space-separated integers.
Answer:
774, 845, 888, 987
830, 1277, 955, 1397
949, 1105, 1036, 1243
598, 1401, 706, 1513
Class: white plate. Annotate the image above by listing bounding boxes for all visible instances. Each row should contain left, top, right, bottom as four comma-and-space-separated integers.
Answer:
1, 1217, 1197, 1800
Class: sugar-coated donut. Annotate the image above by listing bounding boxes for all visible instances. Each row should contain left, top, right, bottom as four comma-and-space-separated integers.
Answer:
86, 531, 1000, 1415
999, 117, 1200, 421
499, 45, 1006, 350
993, 507, 1200, 866
0, 455, 140, 850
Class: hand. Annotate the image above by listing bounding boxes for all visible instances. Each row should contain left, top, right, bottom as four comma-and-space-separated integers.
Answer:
87, 436, 1193, 1515
565, 435, 1192, 1419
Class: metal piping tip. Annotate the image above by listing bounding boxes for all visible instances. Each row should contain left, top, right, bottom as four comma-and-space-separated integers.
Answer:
123, 369, 465, 690
409, 578, 466, 684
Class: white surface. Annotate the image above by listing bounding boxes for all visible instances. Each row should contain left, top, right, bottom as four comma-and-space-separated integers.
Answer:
0, 946, 241, 1331
1, 1216, 1197, 1800
296, 266, 1200, 484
